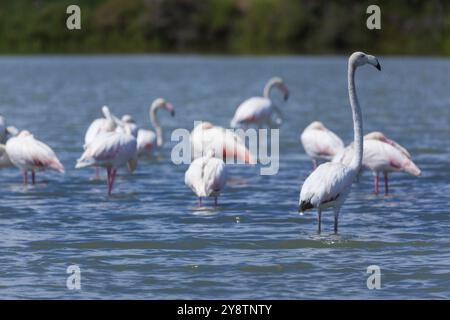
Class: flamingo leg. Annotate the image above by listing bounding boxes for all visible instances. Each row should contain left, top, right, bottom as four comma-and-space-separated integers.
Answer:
384, 172, 389, 195
334, 208, 340, 234
32, 171, 36, 185
198, 197, 202, 208
108, 169, 117, 195
214, 196, 218, 207
95, 167, 99, 179
312, 159, 318, 170
374, 174, 379, 194
317, 208, 322, 234
23, 171, 28, 185
106, 167, 112, 194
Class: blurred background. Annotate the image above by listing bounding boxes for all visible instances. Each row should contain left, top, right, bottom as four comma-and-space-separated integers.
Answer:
0, 0, 448, 55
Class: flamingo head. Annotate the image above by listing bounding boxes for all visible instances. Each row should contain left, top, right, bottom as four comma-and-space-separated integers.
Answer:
121, 114, 135, 124
350, 52, 381, 71
365, 131, 412, 158
271, 77, 289, 101
151, 98, 175, 117
308, 121, 326, 131
18, 130, 32, 137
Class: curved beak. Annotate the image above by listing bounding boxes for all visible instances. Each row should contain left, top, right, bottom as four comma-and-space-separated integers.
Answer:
279, 84, 290, 101
368, 55, 381, 71
165, 103, 175, 117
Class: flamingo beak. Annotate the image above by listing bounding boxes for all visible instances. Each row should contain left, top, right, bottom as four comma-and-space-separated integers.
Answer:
165, 103, 175, 117
280, 84, 289, 101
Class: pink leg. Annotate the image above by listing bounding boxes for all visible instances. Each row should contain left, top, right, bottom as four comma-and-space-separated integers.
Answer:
95, 167, 100, 179
23, 171, 28, 185
108, 169, 117, 195
374, 174, 379, 194
384, 172, 389, 195
106, 167, 112, 194
32, 171, 36, 185
198, 197, 202, 208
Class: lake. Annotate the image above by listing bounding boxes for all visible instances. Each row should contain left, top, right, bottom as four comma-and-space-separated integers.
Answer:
0, 55, 449, 299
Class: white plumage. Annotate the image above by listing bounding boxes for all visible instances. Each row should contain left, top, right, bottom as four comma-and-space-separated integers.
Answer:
185, 150, 227, 207
191, 122, 255, 164
230, 77, 289, 128
333, 132, 421, 194
2, 130, 64, 184
76, 128, 137, 195
300, 121, 344, 168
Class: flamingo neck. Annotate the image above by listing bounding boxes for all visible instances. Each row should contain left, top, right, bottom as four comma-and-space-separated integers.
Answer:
150, 104, 163, 147
263, 79, 276, 99
348, 62, 363, 172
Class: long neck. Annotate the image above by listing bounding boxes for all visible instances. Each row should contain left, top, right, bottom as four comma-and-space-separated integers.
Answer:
263, 80, 275, 98
348, 63, 363, 171
150, 104, 163, 147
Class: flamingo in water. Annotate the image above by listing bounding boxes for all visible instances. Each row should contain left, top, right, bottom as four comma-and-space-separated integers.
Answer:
185, 150, 227, 207
119, 98, 175, 158
300, 121, 344, 169
84, 106, 119, 178
332, 131, 421, 195
299, 52, 381, 234
230, 77, 289, 128
0, 115, 19, 169
190, 122, 256, 164
76, 124, 137, 195
0, 130, 65, 184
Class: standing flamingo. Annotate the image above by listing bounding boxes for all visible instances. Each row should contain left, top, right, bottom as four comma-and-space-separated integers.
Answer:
0, 130, 65, 185
190, 122, 256, 164
185, 150, 227, 207
333, 131, 421, 195
230, 77, 289, 128
135, 98, 175, 157
75, 126, 137, 195
0, 122, 19, 169
300, 121, 344, 169
84, 106, 119, 178
299, 52, 381, 234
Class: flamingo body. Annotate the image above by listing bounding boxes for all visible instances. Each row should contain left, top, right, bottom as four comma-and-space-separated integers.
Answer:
301, 121, 344, 168
191, 122, 255, 164
185, 152, 227, 207
137, 129, 157, 157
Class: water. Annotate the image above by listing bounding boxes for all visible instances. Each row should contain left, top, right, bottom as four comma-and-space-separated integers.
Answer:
0, 55, 449, 299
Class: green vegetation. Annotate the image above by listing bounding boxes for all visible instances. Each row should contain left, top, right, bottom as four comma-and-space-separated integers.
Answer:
0, 0, 448, 55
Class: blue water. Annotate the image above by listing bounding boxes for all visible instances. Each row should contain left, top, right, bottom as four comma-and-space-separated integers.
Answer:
0, 55, 449, 299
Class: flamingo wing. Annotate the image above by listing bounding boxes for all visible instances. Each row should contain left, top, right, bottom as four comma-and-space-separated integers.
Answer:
301, 128, 344, 160
203, 157, 227, 196
137, 129, 157, 155
299, 162, 354, 211
231, 97, 272, 127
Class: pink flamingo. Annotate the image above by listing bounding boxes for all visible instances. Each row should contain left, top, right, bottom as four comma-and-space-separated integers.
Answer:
185, 150, 227, 207
333, 131, 421, 195
190, 122, 256, 164
76, 126, 137, 195
230, 77, 289, 128
0, 130, 64, 185
300, 121, 344, 169
299, 52, 381, 234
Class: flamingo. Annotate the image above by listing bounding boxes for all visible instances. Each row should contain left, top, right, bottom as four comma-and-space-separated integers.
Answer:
299, 52, 381, 234
83, 106, 119, 177
75, 125, 137, 195
185, 150, 227, 207
230, 77, 289, 128
190, 122, 256, 164
300, 121, 344, 169
0, 120, 19, 169
0, 130, 65, 185
332, 131, 421, 195
135, 98, 175, 157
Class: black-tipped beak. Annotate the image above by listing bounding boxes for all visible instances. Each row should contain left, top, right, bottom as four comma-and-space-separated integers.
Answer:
171, 110, 175, 117
375, 62, 381, 71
